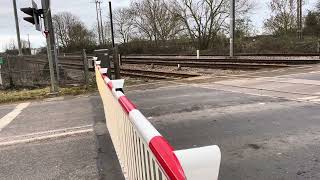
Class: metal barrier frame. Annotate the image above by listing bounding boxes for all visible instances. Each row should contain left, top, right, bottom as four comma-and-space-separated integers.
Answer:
96, 64, 221, 180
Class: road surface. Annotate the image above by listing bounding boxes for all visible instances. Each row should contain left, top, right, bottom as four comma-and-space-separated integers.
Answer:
0, 64, 320, 179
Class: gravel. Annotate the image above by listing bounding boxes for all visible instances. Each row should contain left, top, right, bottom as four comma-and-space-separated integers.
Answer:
120, 64, 247, 76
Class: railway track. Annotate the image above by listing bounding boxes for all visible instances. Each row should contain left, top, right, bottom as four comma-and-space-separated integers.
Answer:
122, 56, 320, 65
24, 58, 198, 80
122, 60, 291, 70
119, 68, 198, 80
23, 54, 320, 79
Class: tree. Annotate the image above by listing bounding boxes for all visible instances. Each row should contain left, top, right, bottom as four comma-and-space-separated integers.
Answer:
53, 12, 96, 52
304, 11, 320, 36
171, 0, 253, 50
264, 0, 297, 35
114, 8, 135, 44
130, 0, 185, 43
235, 17, 253, 38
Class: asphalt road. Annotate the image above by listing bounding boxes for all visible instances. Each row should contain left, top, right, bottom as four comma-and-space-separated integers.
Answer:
126, 65, 320, 180
0, 65, 319, 180
0, 95, 124, 180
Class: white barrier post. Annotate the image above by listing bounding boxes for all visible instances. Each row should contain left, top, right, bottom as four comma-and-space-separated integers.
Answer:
197, 50, 200, 59
175, 146, 221, 180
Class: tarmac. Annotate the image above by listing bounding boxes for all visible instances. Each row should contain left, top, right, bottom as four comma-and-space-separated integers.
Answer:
0, 64, 320, 180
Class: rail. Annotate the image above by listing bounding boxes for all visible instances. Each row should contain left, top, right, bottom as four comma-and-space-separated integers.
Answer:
95, 63, 221, 180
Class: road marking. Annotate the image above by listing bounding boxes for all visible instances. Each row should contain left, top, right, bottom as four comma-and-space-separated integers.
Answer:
0, 125, 93, 147
297, 96, 319, 100
310, 98, 320, 102
0, 102, 30, 131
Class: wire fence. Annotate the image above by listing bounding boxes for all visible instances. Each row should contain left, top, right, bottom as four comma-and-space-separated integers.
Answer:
0, 55, 91, 89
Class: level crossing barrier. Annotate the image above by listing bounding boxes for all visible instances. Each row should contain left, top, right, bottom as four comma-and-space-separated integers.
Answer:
95, 61, 221, 180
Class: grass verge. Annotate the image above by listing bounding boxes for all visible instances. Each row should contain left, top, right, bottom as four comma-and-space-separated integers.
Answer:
0, 85, 97, 104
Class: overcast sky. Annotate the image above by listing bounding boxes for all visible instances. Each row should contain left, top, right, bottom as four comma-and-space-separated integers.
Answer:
0, 0, 317, 52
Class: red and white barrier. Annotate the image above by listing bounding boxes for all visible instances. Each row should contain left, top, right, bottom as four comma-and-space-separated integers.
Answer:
95, 65, 221, 180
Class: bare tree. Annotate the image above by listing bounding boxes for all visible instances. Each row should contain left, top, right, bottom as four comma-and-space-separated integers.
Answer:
171, 0, 253, 49
53, 12, 96, 51
114, 8, 135, 44
264, 0, 297, 35
131, 0, 185, 43
6, 39, 17, 50
92, 21, 112, 45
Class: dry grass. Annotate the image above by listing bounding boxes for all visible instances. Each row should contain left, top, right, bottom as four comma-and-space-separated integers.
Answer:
0, 78, 153, 104
0, 86, 96, 104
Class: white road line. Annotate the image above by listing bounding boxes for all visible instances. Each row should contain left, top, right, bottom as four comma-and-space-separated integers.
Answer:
0, 127, 93, 147
297, 96, 319, 100
0, 102, 30, 131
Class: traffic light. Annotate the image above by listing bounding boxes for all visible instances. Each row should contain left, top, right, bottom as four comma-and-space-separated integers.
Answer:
20, 8, 38, 24
20, 1, 41, 31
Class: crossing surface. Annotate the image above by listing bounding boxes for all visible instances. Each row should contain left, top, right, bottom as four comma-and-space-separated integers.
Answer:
0, 64, 319, 179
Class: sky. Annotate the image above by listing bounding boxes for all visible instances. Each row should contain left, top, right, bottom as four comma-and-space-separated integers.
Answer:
0, 0, 317, 52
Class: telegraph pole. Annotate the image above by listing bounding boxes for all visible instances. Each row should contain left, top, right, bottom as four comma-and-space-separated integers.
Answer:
13, 0, 23, 55
229, 0, 235, 57
27, 34, 31, 54
109, 1, 115, 48
98, 1, 105, 44
95, 0, 102, 45
27, 34, 31, 49
42, 0, 58, 93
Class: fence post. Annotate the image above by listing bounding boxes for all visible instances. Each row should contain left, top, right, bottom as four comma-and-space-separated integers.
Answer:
317, 39, 320, 58
113, 46, 121, 79
82, 49, 89, 88
0, 63, 2, 87
7, 55, 14, 87
119, 53, 122, 66
104, 53, 112, 79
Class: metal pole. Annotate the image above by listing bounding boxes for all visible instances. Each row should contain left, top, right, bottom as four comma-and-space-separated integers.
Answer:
27, 34, 31, 54
13, 0, 22, 55
42, 0, 58, 93
297, 0, 302, 40
27, 34, 31, 49
95, 0, 102, 45
299, 0, 302, 40
56, 33, 60, 56
109, 1, 115, 48
98, 1, 105, 45
230, 0, 235, 57
82, 49, 89, 88
46, 1, 59, 84
113, 45, 121, 79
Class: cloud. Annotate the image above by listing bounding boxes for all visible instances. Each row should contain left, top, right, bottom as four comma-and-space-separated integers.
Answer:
0, 0, 317, 52
0, 0, 129, 52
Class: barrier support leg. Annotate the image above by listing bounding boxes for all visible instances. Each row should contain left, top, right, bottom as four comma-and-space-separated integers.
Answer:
174, 145, 221, 180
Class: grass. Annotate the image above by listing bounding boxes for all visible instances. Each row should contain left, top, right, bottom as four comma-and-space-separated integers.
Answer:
0, 85, 97, 104
0, 76, 161, 104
